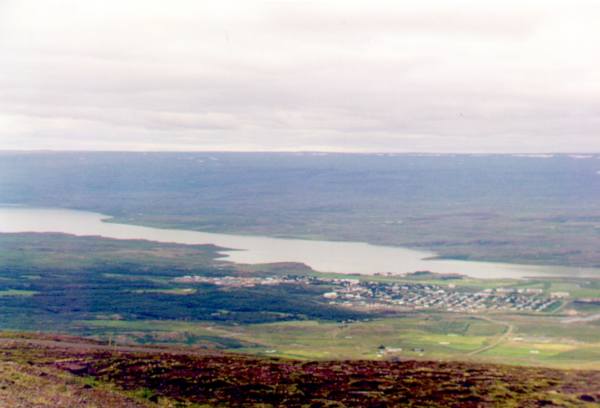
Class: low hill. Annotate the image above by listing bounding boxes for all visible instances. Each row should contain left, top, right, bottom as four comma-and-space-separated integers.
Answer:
0, 332, 599, 407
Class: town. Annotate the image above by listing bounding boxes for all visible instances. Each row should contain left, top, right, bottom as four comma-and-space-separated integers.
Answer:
173, 274, 565, 313
322, 279, 565, 313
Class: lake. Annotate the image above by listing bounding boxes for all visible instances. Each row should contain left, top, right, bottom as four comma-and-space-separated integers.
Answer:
0, 206, 595, 279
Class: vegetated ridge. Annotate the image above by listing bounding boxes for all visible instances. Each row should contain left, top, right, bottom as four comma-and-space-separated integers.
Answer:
0, 332, 599, 407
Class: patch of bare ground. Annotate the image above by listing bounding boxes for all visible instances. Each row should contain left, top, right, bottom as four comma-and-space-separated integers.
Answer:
0, 361, 148, 407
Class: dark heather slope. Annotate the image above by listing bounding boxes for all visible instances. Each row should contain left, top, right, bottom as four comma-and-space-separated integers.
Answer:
0, 332, 598, 407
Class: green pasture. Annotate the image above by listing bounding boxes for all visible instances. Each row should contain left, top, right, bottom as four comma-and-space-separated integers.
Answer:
76, 313, 600, 369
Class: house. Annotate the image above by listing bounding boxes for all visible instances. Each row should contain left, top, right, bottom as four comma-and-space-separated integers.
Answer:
323, 292, 338, 299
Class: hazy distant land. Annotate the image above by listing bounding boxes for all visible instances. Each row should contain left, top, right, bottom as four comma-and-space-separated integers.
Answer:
3, 152, 600, 267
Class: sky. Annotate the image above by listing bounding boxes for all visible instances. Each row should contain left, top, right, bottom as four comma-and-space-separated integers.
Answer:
1, 0, 600, 153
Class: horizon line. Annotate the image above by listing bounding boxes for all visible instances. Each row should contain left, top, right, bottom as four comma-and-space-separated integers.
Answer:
1, 149, 599, 156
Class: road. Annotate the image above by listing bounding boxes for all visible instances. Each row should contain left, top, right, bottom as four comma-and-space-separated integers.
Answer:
467, 317, 514, 356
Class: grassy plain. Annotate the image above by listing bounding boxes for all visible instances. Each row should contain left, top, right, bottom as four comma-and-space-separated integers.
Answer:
73, 313, 600, 369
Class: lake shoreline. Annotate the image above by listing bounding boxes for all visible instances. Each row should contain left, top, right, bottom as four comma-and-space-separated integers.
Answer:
1, 206, 597, 279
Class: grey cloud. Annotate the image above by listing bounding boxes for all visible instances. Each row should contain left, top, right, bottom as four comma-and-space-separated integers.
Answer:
267, 3, 541, 40
1, 0, 600, 152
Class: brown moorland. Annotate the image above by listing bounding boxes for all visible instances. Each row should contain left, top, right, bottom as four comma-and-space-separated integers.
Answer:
0, 333, 599, 407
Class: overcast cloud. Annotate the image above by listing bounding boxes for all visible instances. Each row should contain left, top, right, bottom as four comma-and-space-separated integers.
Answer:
1, 0, 600, 152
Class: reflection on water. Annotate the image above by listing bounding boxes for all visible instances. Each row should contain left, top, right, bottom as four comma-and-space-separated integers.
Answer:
0, 207, 593, 279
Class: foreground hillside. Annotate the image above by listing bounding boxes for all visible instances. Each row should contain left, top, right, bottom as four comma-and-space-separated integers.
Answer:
0, 333, 599, 407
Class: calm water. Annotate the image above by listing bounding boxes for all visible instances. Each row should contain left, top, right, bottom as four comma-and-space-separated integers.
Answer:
0, 207, 595, 279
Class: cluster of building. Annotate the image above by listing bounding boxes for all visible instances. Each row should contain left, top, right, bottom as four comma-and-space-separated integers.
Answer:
172, 275, 303, 287
173, 273, 565, 313
322, 280, 564, 313
574, 297, 600, 304
173, 274, 349, 288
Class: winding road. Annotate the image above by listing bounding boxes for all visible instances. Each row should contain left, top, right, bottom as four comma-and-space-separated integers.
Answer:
467, 317, 514, 356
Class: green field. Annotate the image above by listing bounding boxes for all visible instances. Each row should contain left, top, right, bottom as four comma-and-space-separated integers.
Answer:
72, 313, 600, 369
4, 232, 600, 369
